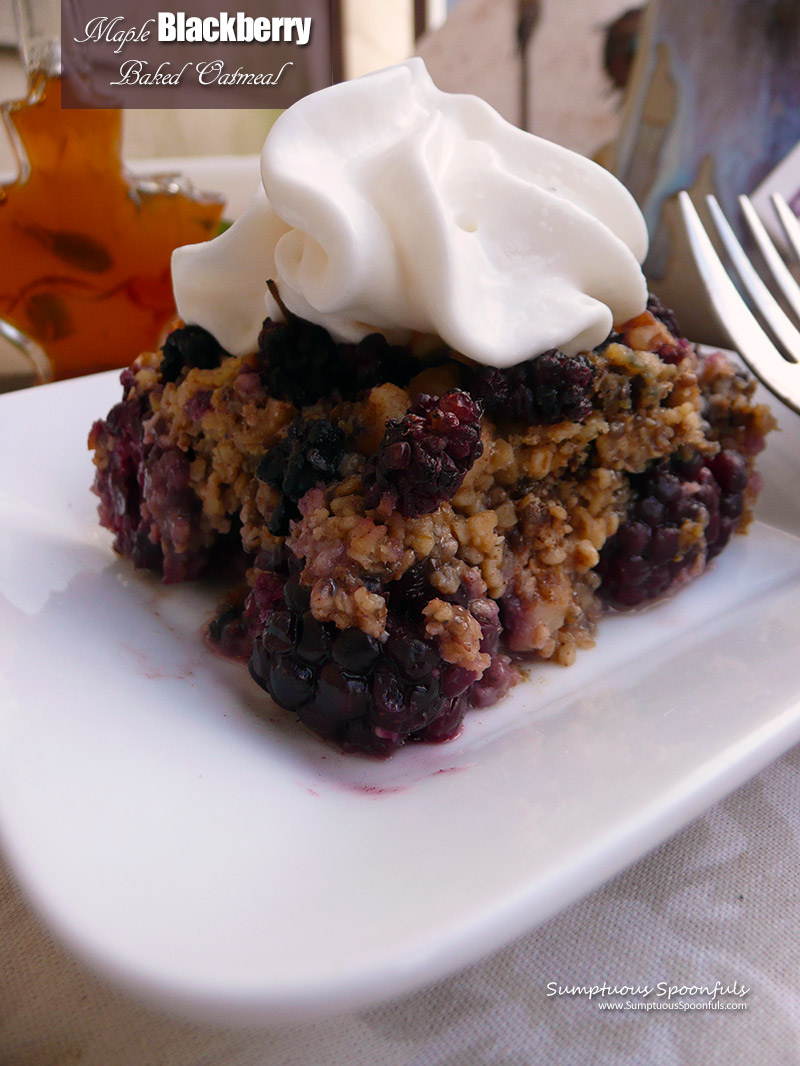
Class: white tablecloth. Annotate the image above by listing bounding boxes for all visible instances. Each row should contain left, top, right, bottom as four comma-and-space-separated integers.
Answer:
3, 745, 799, 1065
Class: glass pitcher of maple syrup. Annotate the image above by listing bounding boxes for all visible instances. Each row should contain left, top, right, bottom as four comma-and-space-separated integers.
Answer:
0, 0, 224, 384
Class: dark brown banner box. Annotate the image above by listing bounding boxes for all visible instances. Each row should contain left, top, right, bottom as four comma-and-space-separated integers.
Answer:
61, 0, 333, 109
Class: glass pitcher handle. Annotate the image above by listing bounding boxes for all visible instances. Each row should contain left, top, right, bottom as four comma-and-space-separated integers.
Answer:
0, 0, 57, 386
0, 320, 52, 387
12, 0, 59, 78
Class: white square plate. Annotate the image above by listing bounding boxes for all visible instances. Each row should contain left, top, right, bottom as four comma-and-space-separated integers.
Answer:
3, 157, 800, 1020
1, 366, 799, 1021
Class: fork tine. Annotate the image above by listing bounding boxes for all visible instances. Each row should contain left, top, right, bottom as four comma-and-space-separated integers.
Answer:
678, 192, 800, 415
771, 193, 800, 263
706, 195, 800, 363
739, 195, 800, 322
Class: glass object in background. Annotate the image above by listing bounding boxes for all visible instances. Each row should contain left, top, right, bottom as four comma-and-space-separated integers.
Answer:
341, 0, 415, 78
612, 0, 800, 345
0, 0, 224, 383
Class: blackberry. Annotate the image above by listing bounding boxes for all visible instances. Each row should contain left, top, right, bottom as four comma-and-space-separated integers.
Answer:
247, 569, 509, 755
657, 337, 692, 366
89, 393, 162, 573
142, 447, 209, 583
256, 416, 346, 535
468, 349, 594, 425
598, 448, 749, 608
338, 332, 422, 399
257, 281, 422, 408
367, 390, 483, 517
646, 295, 691, 365
387, 560, 436, 618
90, 390, 216, 582
646, 293, 683, 339
257, 315, 340, 409
160, 325, 224, 384
248, 597, 450, 755
704, 449, 748, 558
469, 364, 533, 422
534, 350, 595, 423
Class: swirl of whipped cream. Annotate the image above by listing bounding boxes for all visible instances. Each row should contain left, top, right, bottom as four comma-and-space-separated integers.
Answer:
172, 58, 648, 367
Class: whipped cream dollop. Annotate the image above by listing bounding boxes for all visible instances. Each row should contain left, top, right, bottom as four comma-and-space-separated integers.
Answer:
172, 58, 648, 367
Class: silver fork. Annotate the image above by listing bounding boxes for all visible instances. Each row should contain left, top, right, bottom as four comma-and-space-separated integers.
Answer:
678, 190, 800, 416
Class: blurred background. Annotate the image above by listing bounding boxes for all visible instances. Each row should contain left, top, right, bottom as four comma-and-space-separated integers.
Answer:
0, 0, 797, 388
0, 0, 643, 388
0, 0, 639, 165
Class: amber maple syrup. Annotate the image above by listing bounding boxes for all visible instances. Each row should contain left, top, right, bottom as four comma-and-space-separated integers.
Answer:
0, 71, 224, 379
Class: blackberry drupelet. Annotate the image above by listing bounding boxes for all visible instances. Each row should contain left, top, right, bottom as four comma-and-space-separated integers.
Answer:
160, 324, 224, 384
367, 389, 483, 517
256, 416, 346, 536
468, 349, 594, 425
598, 448, 749, 608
